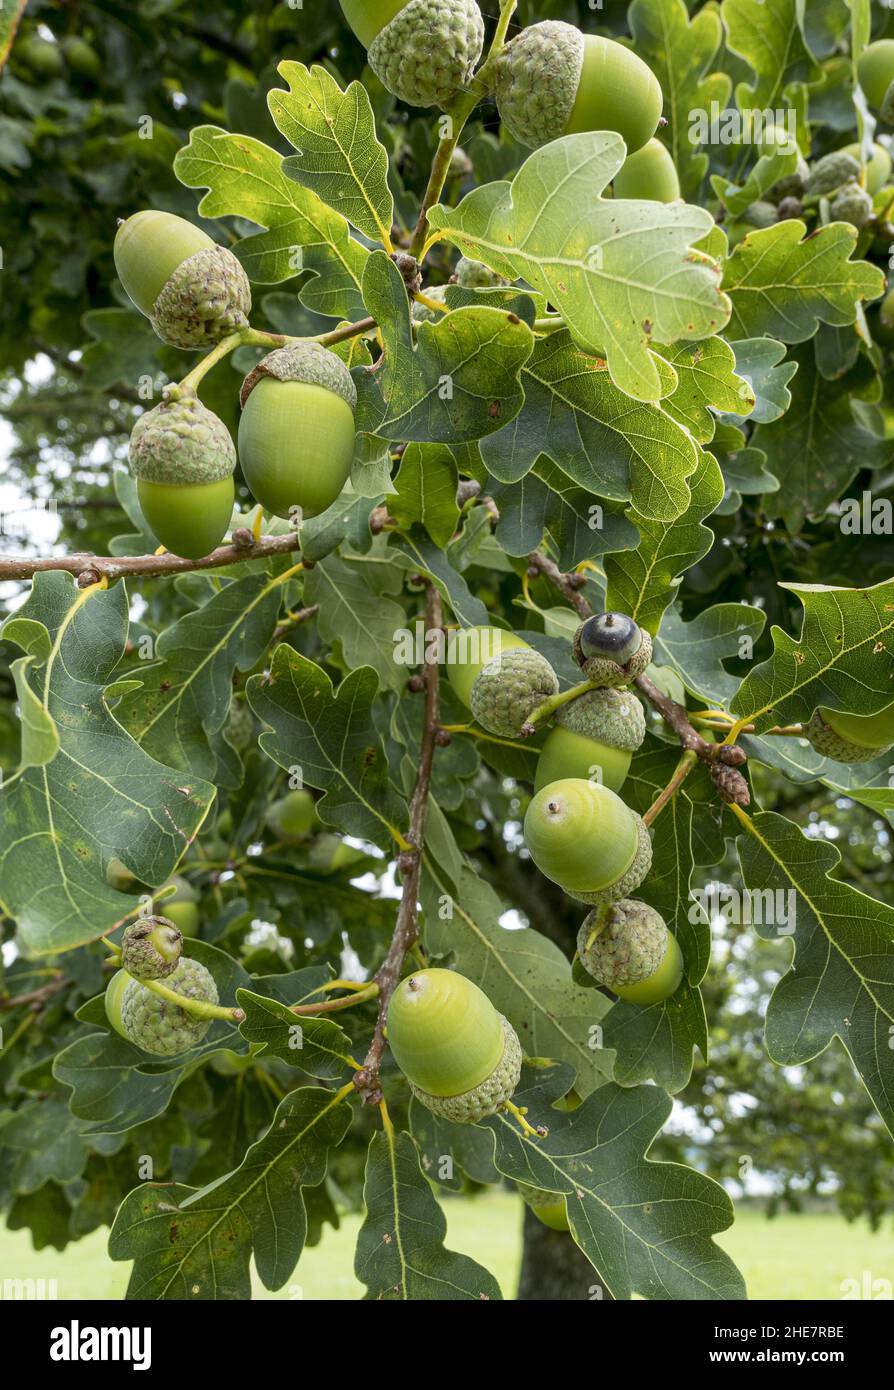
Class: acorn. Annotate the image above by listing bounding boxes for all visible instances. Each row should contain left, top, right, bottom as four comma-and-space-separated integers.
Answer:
266, 789, 319, 842
16, 35, 64, 79
804, 704, 894, 764
412, 284, 449, 322
493, 21, 662, 154
806, 151, 862, 198
445, 626, 530, 708
517, 1182, 569, 1231
612, 138, 680, 202
572, 612, 653, 687
114, 210, 251, 350
829, 182, 874, 229
157, 875, 199, 938
470, 647, 559, 737
120, 916, 183, 981
387, 968, 523, 1124
841, 141, 892, 196
129, 392, 236, 558
105, 959, 218, 1056
453, 257, 510, 289
238, 344, 357, 521
523, 777, 649, 900
340, 0, 485, 109
858, 39, 894, 121
534, 687, 645, 794
577, 899, 683, 1005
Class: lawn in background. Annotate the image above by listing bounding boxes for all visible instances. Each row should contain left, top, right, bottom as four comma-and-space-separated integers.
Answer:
1, 1197, 891, 1300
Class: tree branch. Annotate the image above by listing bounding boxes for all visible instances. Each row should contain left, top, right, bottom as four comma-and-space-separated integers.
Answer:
354, 584, 443, 1105
527, 550, 751, 809
0, 529, 302, 585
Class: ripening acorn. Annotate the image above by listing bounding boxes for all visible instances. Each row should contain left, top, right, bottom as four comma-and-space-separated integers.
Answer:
157, 875, 199, 938
129, 392, 236, 558
16, 35, 64, 78
524, 777, 650, 901
517, 1182, 569, 1232
62, 36, 102, 80
266, 789, 319, 842
453, 257, 510, 289
577, 899, 683, 1005
387, 968, 523, 1123
804, 702, 894, 764
842, 141, 893, 196
446, 626, 530, 708
224, 696, 254, 751
114, 210, 251, 350
340, 0, 485, 108
806, 151, 862, 198
858, 39, 894, 121
470, 647, 559, 737
493, 22, 662, 154
612, 138, 680, 202
105, 958, 218, 1055
534, 687, 645, 794
572, 611, 653, 687
238, 344, 357, 521
829, 181, 874, 229
120, 916, 183, 981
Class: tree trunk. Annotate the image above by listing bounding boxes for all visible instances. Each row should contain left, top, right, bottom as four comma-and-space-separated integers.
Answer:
516, 1206, 611, 1300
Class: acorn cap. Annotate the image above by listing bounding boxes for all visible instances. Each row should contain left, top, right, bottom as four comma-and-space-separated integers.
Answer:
454, 257, 510, 289
129, 394, 236, 486
573, 621, 653, 688
577, 898, 668, 988
494, 21, 583, 150
470, 647, 559, 737
568, 813, 653, 908
120, 915, 183, 981
239, 342, 357, 411
151, 245, 251, 350
368, 0, 485, 108
409, 1016, 523, 1124
556, 687, 646, 752
120, 957, 218, 1056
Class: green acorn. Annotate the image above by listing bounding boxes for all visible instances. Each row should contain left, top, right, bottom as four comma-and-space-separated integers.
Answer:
858, 39, 894, 120
806, 151, 862, 198
62, 36, 102, 80
224, 696, 254, 751
742, 200, 778, 229
524, 777, 648, 898
453, 257, 510, 289
572, 612, 653, 687
157, 875, 199, 938
577, 899, 683, 1005
412, 284, 449, 322
517, 1183, 569, 1232
446, 626, 530, 707
829, 182, 874, 229
566, 814, 653, 910
613, 138, 680, 202
470, 647, 559, 737
266, 789, 319, 842
535, 687, 645, 794
114, 210, 251, 350
16, 35, 64, 78
841, 141, 892, 196
387, 968, 523, 1123
238, 344, 357, 520
120, 916, 183, 981
804, 707, 894, 764
493, 21, 662, 154
105, 958, 218, 1056
340, 0, 485, 108
129, 392, 236, 558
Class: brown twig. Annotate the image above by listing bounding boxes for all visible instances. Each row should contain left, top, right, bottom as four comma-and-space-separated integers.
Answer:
0, 529, 302, 584
527, 550, 751, 809
0, 975, 68, 1012
354, 584, 443, 1104
271, 604, 319, 644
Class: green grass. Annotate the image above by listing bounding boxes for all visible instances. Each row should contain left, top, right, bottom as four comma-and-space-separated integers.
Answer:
1, 1198, 891, 1300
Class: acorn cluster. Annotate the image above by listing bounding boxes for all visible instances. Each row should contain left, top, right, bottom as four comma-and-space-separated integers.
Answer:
739, 123, 890, 235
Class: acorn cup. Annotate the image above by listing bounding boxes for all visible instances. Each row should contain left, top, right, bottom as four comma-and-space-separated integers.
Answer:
577, 899, 684, 1006
523, 777, 651, 907
493, 21, 662, 154
114, 210, 251, 350
238, 344, 357, 521
387, 968, 523, 1124
470, 647, 559, 737
105, 958, 219, 1056
128, 392, 236, 558
534, 687, 646, 793
572, 611, 653, 688
445, 626, 530, 708
804, 704, 894, 764
340, 0, 485, 108
120, 916, 183, 981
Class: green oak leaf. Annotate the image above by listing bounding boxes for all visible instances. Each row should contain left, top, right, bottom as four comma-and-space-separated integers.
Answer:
736, 810, 894, 1138
420, 857, 615, 1098
174, 125, 368, 321
0, 1099, 89, 1194
108, 1085, 352, 1298
710, 142, 801, 218
428, 131, 729, 402
79, 308, 168, 393
605, 447, 725, 634
236, 989, 356, 1079
722, 221, 884, 343
355, 1130, 502, 1300
710, 423, 778, 514
118, 570, 288, 790
0, 574, 214, 956
482, 1066, 746, 1300
730, 577, 894, 732
489, 461, 639, 571
480, 330, 699, 524
387, 442, 459, 548
654, 603, 768, 706
389, 530, 490, 626
657, 337, 755, 441
723, 0, 820, 110
629, 0, 732, 198
303, 549, 408, 692
353, 252, 534, 442
247, 646, 408, 849
271, 62, 394, 245
728, 337, 797, 423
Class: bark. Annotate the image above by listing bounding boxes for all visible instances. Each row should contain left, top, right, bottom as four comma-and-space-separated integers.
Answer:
516, 1206, 611, 1300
